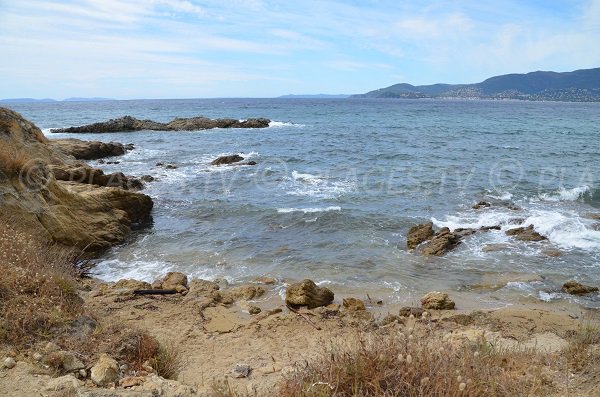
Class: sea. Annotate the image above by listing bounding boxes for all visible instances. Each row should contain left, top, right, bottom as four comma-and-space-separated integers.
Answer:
6, 98, 600, 310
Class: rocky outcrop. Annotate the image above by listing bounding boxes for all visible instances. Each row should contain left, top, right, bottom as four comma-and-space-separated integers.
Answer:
50, 164, 143, 190
51, 115, 271, 133
506, 225, 547, 241
49, 138, 133, 160
285, 279, 334, 309
0, 107, 153, 252
420, 292, 455, 310
406, 222, 434, 249
211, 154, 244, 165
562, 280, 599, 295
421, 228, 462, 256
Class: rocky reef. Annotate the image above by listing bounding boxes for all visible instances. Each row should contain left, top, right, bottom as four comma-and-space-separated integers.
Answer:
0, 107, 153, 252
51, 115, 271, 133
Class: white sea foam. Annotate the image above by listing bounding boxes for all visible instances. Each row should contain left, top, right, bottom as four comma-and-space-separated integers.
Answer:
521, 210, 600, 250
283, 170, 355, 199
431, 211, 516, 230
539, 185, 590, 202
486, 191, 513, 201
269, 121, 305, 128
277, 206, 341, 214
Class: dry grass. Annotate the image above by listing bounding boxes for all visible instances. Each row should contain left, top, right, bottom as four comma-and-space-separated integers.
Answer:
564, 314, 600, 371
0, 147, 33, 179
150, 340, 184, 380
275, 329, 555, 397
0, 216, 83, 346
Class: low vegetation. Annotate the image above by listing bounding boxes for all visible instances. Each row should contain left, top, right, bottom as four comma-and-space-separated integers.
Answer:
275, 330, 556, 397
0, 147, 34, 179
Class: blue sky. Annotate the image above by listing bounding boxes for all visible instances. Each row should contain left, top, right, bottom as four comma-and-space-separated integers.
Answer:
0, 0, 599, 99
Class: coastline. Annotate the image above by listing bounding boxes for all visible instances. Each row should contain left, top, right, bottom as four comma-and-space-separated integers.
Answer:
1, 107, 599, 396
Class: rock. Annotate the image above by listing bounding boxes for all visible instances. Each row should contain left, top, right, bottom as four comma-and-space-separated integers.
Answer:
45, 342, 60, 353
562, 280, 599, 295
50, 163, 144, 190
50, 115, 271, 133
114, 279, 152, 291
480, 225, 502, 231
141, 374, 198, 396
51, 351, 85, 372
211, 154, 244, 165
141, 175, 155, 182
285, 279, 334, 309
188, 279, 220, 296
231, 363, 252, 378
506, 225, 547, 241
45, 374, 82, 392
420, 292, 455, 310
222, 285, 266, 302
342, 297, 366, 311
70, 315, 98, 341
79, 369, 87, 378
32, 352, 43, 361
472, 201, 492, 209
162, 272, 188, 290
482, 243, 510, 252
120, 376, 144, 388
398, 307, 425, 318
406, 222, 434, 249
380, 314, 403, 326
49, 138, 131, 160
584, 213, 600, 220
255, 276, 276, 285
421, 229, 462, 256
543, 249, 562, 257
165, 164, 178, 169
3, 357, 16, 369
90, 353, 120, 386
454, 228, 477, 238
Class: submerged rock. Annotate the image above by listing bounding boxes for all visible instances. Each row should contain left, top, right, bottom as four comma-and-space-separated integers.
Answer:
51, 115, 271, 133
286, 279, 334, 309
420, 291, 455, 310
506, 225, 547, 241
406, 222, 434, 249
562, 280, 598, 295
472, 201, 492, 209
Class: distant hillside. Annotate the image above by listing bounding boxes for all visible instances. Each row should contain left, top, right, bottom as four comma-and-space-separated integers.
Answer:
353, 68, 600, 101
278, 94, 350, 99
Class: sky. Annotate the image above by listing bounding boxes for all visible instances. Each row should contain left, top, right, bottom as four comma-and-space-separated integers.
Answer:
0, 0, 599, 99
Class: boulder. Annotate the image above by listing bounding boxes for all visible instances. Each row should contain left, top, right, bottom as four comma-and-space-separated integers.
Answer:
421, 228, 462, 256
420, 292, 455, 310
562, 280, 599, 295
342, 297, 366, 311
406, 222, 434, 249
211, 154, 244, 165
506, 225, 547, 241
162, 272, 188, 290
285, 279, 334, 309
50, 164, 143, 190
90, 353, 120, 386
50, 115, 271, 133
45, 374, 82, 392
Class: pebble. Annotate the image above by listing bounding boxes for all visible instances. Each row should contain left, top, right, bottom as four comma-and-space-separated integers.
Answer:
3, 357, 17, 369
32, 352, 43, 361
231, 363, 251, 378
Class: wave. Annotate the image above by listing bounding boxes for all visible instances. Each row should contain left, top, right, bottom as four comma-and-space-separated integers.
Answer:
485, 191, 513, 201
538, 185, 590, 202
277, 206, 341, 214
269, 121, 305, 128
283, 170, 355, 199
522, 210, 600, 250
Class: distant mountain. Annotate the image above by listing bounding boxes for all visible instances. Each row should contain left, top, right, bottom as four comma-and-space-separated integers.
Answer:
353, 67, 600, 101
278, 94, 350, 99
0, 98, 57, 103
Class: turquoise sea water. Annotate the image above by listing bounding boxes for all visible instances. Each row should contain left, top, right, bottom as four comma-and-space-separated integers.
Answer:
6, 98, 600, 309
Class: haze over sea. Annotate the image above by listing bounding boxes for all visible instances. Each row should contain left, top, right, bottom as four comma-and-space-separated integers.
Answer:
7, 98, 600, 309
